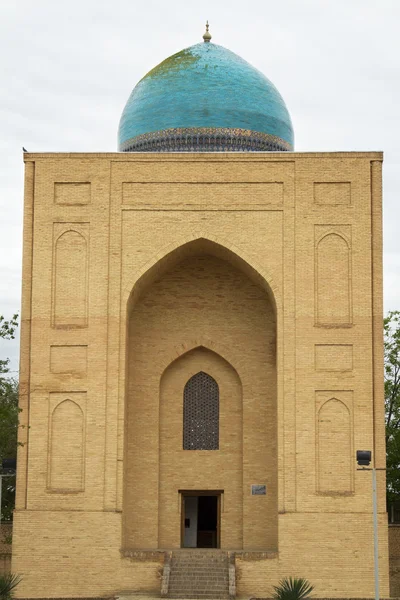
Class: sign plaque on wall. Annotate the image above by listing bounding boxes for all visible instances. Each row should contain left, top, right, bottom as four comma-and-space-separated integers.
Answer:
251, 484, 267, 495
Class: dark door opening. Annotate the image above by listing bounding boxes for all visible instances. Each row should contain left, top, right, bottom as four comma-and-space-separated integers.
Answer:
181, 492, 221, 548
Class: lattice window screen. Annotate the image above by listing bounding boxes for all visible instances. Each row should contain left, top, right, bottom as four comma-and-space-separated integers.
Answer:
183, 371, 219, 450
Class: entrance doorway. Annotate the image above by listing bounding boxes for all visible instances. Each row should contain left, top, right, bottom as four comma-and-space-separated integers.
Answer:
181, 491, 221, 548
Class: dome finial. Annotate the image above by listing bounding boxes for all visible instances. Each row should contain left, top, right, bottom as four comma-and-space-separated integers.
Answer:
203, 20, 212, 43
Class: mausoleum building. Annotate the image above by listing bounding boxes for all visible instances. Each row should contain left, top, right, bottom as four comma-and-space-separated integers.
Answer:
13, 25, 388, 599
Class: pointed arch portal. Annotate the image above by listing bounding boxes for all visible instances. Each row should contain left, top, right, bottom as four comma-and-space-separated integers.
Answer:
123, 239, 278, 551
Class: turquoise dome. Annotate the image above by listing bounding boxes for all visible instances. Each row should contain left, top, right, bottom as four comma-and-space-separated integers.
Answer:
118, 40, 294, 152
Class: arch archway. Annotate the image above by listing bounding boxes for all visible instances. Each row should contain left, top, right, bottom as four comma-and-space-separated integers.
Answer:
158, 347, 243, 548
122, 238, 278, 550
123, 235, 281, 312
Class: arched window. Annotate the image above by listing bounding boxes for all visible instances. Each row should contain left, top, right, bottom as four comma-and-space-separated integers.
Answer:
183, 372, 219, 450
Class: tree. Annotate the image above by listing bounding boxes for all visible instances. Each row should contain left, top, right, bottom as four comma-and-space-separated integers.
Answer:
385, 310, 400, 504
0, 313, 19, 522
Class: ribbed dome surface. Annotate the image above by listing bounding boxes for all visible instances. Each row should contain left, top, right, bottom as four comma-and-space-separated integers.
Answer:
118, 42, 294, 152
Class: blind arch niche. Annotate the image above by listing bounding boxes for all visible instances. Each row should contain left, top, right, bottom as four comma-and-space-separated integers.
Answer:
183, 371, 219, 450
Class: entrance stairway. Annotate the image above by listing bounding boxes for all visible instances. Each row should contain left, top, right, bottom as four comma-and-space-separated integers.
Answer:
164, 549, 232, 599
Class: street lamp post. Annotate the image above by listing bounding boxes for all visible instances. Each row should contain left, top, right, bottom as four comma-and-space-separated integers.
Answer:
356, 450, 385, 600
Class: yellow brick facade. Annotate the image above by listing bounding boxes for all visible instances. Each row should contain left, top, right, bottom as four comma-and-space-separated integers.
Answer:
13, 151, 388, 598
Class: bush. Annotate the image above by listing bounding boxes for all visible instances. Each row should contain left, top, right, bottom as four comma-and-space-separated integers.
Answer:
0, 573, 22, 600
272, 577, 314, 600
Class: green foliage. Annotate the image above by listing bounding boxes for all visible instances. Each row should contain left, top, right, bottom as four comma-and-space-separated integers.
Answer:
3, 532, 12, 545
0, 376, 19, 521
0, 314, 18, 378
0, 573, 22, 600
0, 315, 18, 339
0, 313, 19, 522
0, 377, 19, 464
385, 310, 400, 504
272, 577, 314, 600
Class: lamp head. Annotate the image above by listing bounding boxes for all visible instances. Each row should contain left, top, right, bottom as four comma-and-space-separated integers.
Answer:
356, 450, 372, 466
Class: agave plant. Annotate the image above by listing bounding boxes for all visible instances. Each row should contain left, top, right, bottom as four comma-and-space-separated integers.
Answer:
0, 574, 22, 600
272, 577, 314, 600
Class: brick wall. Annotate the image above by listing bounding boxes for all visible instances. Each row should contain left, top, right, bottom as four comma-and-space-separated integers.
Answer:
12, 152, 388, 598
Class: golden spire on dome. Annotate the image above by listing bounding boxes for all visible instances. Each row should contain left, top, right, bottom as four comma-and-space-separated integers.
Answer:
203, 21, 212, 42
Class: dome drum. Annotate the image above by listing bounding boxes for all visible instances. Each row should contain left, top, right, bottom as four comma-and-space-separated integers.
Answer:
120, 126, 292, 153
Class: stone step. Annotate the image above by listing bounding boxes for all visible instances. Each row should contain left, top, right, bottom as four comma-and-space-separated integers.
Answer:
169, 581, 229, 586
172, 556, 228, 565
168, 592, 229, 600
171, 563, 228, 573
169, 575, 228, 580
171, 565, 228, 575
171, 558, 228, 563
172, 553, 227, 556
169, 592, 228, 595
170, 582, 228, 584
170, 588, 228, 591
169, 589, 228, 594
172, 560, 227, 563
170, 568, 227, 572
169, 579, 229, 584
171, 554, 226, 560
170, 567, 227, 572
169, 585, 228, 589
165, 549, 232, 599
168, 589, 229, 594
171, 557, 228, 561
168, 593, 228, 597
171, 563, 228, 569
169, 584, 228, 589
170, 576, 228, 580
169, 580, 228, 590
170, 584, 228, 588
169, 587, 228, 592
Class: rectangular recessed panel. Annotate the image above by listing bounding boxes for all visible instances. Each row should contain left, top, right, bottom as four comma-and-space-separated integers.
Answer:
314, 182, 351, 205
50, 345, 87, 374
315, 344, 353, 371
122, 182, 284, 209
54, 182, 91, 205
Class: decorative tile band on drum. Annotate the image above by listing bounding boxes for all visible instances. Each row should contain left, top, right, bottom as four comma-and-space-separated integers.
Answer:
120, 127, 292, 153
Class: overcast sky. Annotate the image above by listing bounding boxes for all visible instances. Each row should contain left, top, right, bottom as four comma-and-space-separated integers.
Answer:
1, 0, 399, 371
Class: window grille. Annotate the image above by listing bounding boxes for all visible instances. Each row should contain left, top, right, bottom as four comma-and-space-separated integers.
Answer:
183, 371, 219, 450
